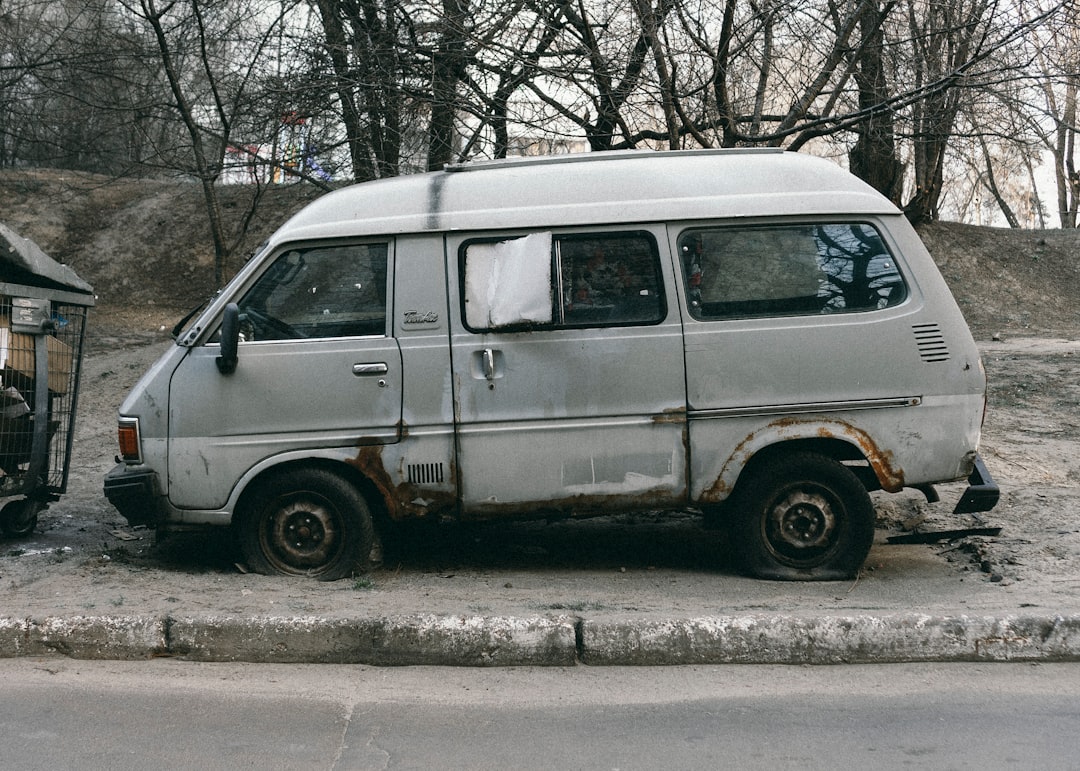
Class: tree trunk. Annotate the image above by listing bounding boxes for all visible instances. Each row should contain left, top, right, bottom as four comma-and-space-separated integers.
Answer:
313, 0, 376, 181
713, 0, 740, 147
142, 0, 229, 286
848, 1, 903, 204
428, 0, 469, 170
902, 0, 988, 226
633, 0, 679, 149
1057, 73, 1078, 228
977, 133, 1020, 228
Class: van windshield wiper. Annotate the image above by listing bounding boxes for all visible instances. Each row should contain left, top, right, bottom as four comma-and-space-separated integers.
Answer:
172, 298, 211, 340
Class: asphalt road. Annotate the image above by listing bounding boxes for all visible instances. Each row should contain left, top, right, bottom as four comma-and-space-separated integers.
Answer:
1, 660, 1077, 769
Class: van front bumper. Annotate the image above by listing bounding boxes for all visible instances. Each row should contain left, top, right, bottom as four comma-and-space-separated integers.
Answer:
103, 463, 166, 527
952, 454, 1000, 515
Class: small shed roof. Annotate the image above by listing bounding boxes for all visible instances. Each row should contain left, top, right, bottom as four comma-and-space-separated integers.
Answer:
0, 223, 93, 296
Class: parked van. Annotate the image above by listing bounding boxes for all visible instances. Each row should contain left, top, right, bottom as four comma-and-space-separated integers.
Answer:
104, 149, 997, 581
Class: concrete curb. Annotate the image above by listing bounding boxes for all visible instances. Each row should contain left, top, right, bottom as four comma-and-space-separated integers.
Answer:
167, 614, 578, 666
0, 616, 166, 660
2, 613, 1079, 665
580, 613, 1080, 665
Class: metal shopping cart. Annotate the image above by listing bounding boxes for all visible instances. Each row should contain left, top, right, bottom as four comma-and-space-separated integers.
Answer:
0, 223, 93, 537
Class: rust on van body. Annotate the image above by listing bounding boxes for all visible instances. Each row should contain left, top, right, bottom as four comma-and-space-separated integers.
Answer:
349, 423, 689, 523
348, 441, 457, 522
701, 417, 905, 502
651, 407, 687, 425
832, 423, 905, 491
460, 485, 687, 523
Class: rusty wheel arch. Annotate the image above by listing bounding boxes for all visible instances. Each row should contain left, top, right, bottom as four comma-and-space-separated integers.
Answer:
233, 458, 390, 531
734, 437, 881, 494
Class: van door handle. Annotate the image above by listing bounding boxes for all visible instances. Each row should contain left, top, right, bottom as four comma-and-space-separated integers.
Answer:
353, 362, 389, 376
482, 348, 495, 380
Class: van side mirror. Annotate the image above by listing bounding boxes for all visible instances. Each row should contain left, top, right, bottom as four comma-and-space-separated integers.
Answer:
216, 302, 240, 375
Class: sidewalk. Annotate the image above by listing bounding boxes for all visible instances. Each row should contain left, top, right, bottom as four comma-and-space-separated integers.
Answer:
3, 505, 1079, 666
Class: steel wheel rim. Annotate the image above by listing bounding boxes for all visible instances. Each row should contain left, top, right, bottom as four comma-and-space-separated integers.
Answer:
260, 492, 344, 574
763, 487, 841, 565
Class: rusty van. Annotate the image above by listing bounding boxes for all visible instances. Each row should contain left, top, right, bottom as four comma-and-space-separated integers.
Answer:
103, 149, 998, 581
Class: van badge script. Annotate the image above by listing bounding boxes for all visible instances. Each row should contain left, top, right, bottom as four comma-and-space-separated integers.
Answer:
403, 310, 439, 325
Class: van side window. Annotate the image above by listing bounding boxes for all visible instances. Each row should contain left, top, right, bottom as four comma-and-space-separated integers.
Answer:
679, 224, 906, 320
464, 232, 553, 329
236, 243, 388, 340
462, 231, 665, 331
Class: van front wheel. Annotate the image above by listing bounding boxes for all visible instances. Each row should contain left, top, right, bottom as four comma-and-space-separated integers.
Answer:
238, 468, 374, 581
731, 453, 874, 581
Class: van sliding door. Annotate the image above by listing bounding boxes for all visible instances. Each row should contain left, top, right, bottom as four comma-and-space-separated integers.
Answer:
448, 227, 688, 518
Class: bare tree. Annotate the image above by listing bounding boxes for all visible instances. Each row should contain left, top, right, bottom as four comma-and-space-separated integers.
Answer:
556, 1, 656, 151
120, 0, 298, 286
0, 0, 172, 172
427, 0, 471, 168
1027, 0, 1080, 227
478, 3, 566, 159
632, 0, 680, 149
5, 0, 1076, 238
312, 0, 421, 180
900, 0, 993, 224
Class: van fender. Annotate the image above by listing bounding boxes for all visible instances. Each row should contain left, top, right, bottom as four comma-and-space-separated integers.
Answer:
223, 447, 387, 519
701, 417, 905, 503
225, 445, 455, 524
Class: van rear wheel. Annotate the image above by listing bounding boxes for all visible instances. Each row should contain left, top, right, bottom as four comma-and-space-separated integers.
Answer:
730, 453, 875, 581
238, 468, 374, 581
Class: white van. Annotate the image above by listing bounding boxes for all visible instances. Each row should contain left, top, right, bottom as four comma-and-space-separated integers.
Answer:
104, 149, 997, 581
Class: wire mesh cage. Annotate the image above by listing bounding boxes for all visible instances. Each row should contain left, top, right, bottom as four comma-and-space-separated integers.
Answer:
0, 295, 90, 497
0, 223, 94, 536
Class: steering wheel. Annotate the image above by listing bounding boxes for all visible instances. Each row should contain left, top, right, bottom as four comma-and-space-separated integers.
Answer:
242, 308, 302, 340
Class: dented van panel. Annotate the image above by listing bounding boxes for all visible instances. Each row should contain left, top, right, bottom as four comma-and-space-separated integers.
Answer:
104, 149, 997, 581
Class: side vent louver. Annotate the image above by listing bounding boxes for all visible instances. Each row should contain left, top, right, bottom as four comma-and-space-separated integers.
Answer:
408, 462, 445, 485
913, 322, 950, 362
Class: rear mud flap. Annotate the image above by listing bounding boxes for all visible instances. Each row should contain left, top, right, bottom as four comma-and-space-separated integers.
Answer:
952, 454, 999, 515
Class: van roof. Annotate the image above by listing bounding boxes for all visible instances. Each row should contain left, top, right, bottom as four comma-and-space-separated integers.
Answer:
271, 148, 899, 244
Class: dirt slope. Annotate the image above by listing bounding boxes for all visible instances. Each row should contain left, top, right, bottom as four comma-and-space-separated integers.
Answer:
918, 222, 1080, 339
0, 169, 321, 317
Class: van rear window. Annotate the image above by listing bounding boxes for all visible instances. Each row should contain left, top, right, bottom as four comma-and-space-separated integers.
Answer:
678, 223, 906, 320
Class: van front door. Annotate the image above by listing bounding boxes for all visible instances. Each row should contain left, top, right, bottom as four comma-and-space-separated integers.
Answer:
449, 229, 687, 518
166, 241, 402, 511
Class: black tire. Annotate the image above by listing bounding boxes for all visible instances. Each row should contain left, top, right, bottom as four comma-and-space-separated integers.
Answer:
0, 498, 42, 538
730, 452, 875, 581
237, 467, 374, 581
